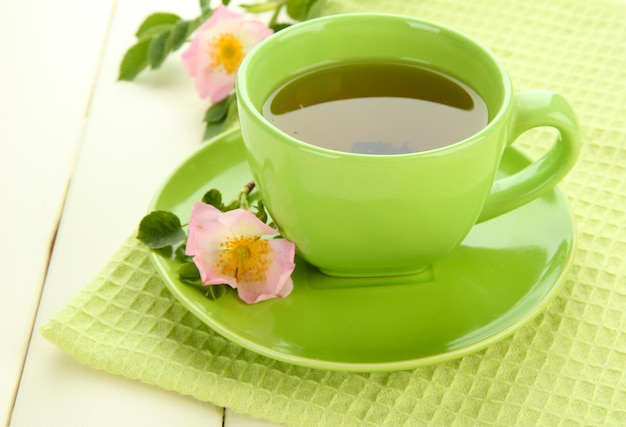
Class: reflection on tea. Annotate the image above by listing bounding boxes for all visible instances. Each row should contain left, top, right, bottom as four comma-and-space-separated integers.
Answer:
262, 61, 489, 154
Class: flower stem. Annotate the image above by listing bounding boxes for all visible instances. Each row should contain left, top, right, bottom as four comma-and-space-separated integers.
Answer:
238, 181, 256, 210
268, 1, 286, 27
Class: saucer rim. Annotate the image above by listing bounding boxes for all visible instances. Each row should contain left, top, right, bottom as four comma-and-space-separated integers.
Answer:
149, 128, 576, 372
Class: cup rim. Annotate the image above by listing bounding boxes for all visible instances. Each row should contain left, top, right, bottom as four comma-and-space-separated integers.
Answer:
236, 12, 513, 158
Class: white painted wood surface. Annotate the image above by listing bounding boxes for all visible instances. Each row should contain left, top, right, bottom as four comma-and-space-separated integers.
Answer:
3, 0, 282, 425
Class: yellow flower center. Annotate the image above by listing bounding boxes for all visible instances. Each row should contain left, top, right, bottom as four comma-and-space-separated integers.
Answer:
217, 235, 270, 282
209, 33, 244, 75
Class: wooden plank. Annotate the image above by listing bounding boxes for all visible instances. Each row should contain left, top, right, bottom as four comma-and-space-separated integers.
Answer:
11, 0, 223, 426
0, 0, 114, 423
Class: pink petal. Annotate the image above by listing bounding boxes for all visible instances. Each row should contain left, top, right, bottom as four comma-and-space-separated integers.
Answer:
195, 256, 238, 289
185, 203, 234, 288
218, 208, 278, 237
185, 203, 225, 256
198, 69, 236, 103
185, 201, 295, 303
209, 4, 246, 24
182, 33, 235, 102
236, 238, 296, 304
238, 19, 274, 50
181, 37, 201, 78
180, 5, 273, 102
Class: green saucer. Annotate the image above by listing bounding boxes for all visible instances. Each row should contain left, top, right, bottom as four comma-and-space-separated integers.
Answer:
149, 129, 575, 372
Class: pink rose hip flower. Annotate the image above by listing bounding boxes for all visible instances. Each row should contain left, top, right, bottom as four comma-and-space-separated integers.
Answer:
185, 202, 296, 304
181, 5, 273, 103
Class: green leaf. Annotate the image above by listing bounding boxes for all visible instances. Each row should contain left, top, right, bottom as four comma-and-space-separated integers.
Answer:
136, 12, 181, 39
222, 199, 240, 211
154, 245, 173, 258
203, 121, 226, 141
148, 31, 171, 69
202, 94, 237, 141
179, 271, 229, 301
306, 0, 326, 19
118, 38, 151, 81
284, 0, 325, 21
270, 23, 292, 32
136, 24, 173, 40
201, 189, 223, 209
199, 0, 214, 18
177, 261, 201, 282
203, 98, 230, 123
137, 210, 186, 249
187, 16, 204, 35
286, 0, 314, 21
254, 201, 269, 223
200, 0, 212, 11
240, 2, 281, 13
169, 19, 191, 51
204, 285, 229, 300
174, 242, 191, 263
221, 96, 239, 129
221, 0, 232, 5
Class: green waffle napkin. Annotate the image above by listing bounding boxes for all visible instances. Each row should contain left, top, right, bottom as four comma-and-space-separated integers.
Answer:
42, 0, 625, 425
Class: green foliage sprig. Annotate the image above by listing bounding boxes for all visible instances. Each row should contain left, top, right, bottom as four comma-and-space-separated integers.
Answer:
137, 182, 271, 300
118, 0, 325, 140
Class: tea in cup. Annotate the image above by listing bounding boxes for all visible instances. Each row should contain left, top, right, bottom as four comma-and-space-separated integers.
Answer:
236, 13, 580, 277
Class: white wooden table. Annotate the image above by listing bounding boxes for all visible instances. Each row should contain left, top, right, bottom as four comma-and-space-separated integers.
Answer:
2, 0, 280, 425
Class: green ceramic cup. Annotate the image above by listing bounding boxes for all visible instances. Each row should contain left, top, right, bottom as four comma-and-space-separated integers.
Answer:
236, 13, 580, 277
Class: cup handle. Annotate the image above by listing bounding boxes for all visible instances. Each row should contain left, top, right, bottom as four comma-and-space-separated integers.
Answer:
477, 90, 581, 222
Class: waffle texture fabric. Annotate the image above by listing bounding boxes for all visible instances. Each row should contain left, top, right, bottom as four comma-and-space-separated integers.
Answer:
42, 0, 625, 425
